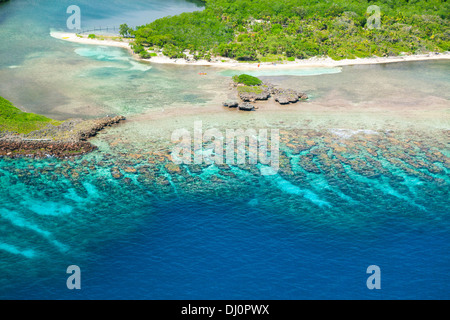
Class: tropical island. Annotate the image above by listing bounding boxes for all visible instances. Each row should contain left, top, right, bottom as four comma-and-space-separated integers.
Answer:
7, 0, 450, 155
52, 0, 450, 68
124, 0, 449, 62
0, 96, 125, 158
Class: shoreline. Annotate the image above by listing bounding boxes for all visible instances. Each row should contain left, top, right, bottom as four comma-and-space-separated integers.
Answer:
51, 31, 450, 69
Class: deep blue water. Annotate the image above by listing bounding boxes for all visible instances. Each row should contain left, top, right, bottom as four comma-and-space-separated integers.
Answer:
72, 201, 450, 300
1, 160, 448, 299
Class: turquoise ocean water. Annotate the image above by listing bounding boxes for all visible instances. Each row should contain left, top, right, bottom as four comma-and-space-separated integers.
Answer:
0, 0, 449, 299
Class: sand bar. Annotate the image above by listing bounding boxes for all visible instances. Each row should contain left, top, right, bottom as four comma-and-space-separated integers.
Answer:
51, 31, 450, 69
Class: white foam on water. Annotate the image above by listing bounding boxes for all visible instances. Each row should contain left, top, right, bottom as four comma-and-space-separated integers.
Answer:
0, 243, 36, 259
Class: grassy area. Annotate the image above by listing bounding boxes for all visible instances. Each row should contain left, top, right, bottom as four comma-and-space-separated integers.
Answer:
237, 86, 264, 94
0, 96, 62, 134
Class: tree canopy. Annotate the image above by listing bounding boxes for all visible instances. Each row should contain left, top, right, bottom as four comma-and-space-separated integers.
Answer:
130, 0, 449, 61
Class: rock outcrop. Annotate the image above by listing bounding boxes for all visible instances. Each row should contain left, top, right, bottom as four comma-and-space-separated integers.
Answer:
238, 86, 271, 102
272, 88, 308, 105
224, 80, 308, 111
238, 103, 255, 111
0, 140, 96, 158
77, 116, 126, 141
222, 101, 239, 108
222, 101, 255, 111
0, 115, 126, 159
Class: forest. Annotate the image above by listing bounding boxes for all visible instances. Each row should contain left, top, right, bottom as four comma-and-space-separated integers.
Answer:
127, 0, 449, 61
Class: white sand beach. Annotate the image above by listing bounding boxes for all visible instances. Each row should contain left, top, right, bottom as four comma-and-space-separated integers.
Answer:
51, 31, 450, 69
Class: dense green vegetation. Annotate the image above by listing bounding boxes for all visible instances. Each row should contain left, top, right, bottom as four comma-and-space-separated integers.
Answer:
130, 0, 449, 61
233, 74, 262, 85
0, 96, 61, 134
119, 23, 133, 38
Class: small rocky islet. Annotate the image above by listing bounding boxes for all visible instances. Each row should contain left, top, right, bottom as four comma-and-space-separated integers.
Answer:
223, 74, 308, 111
